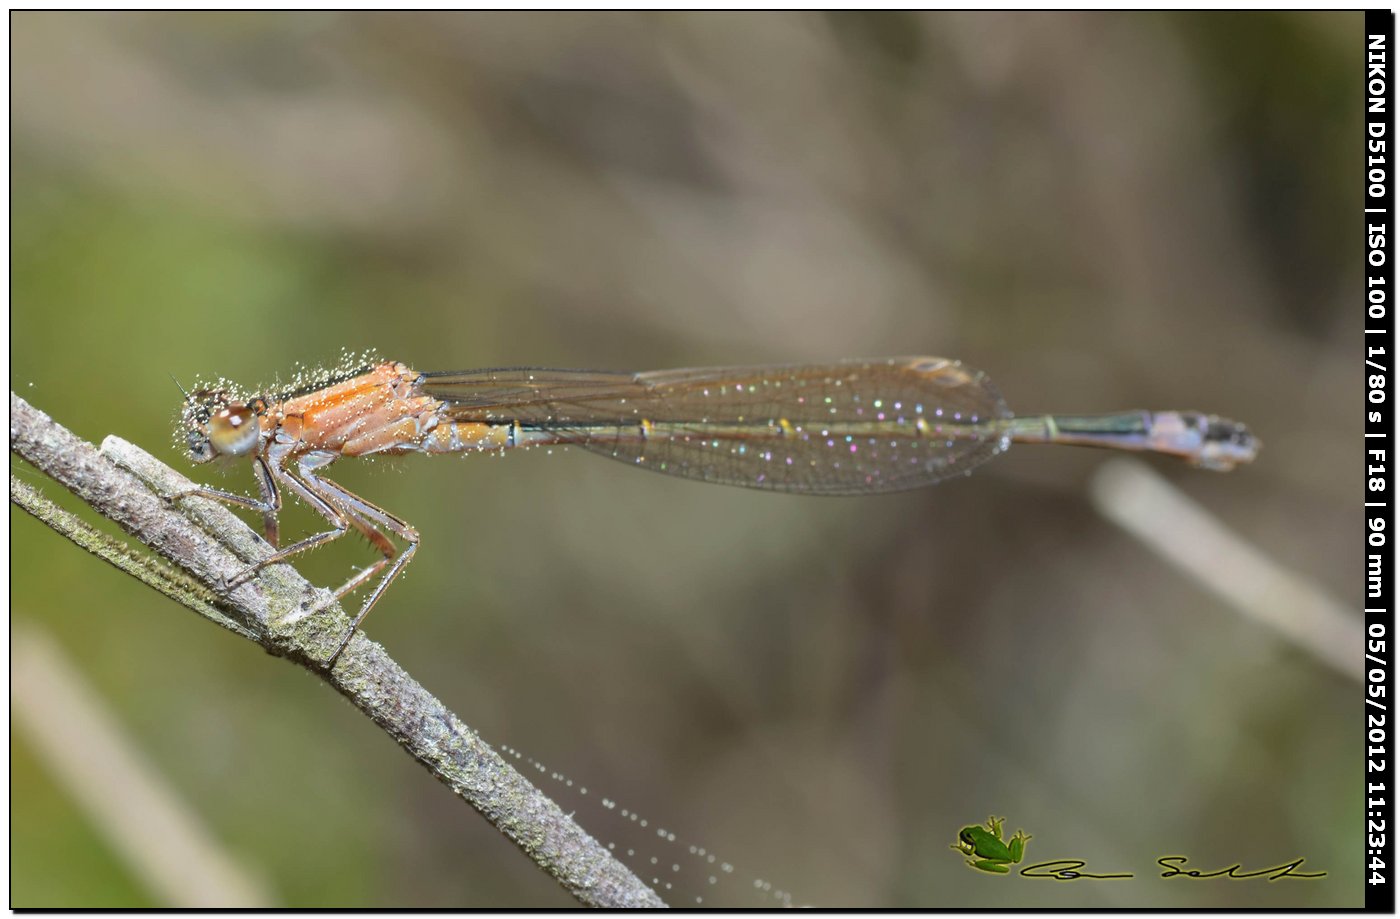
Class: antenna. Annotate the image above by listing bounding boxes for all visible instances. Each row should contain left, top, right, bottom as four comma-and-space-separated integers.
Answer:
169, 372, 193, 402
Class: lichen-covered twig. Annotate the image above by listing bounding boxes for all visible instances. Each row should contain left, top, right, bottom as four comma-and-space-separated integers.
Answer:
9, 392, 666, 908
10, 474, 255, 640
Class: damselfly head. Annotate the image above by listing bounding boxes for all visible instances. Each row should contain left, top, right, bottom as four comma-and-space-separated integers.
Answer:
180, 388, 261, 464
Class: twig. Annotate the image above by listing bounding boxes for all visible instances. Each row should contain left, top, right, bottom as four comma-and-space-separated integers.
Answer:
1089, 457, 1362, 683
10, 475, 256, 641
9, 392, 667, 909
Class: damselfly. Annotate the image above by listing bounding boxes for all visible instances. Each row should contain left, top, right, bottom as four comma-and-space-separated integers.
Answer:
174, 357, 1259, 663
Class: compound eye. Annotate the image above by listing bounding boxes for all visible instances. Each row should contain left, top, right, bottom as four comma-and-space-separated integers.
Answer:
207, 404, 260, 457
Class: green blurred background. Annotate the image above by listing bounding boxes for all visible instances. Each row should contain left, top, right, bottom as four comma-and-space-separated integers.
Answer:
11, 11, 1362, 907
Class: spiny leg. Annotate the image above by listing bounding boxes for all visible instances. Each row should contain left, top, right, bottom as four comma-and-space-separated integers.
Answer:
174, 445, 361, 592
167, 455, 283, 545
216, 454, 359, 591
172, 447, 416, 665
295, 465, 419, 664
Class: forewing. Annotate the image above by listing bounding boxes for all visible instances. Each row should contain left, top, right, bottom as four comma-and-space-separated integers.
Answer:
415, 360, 1011, 495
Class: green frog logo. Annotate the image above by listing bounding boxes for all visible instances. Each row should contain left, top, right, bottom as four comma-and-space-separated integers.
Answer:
951, 815, 1032, 874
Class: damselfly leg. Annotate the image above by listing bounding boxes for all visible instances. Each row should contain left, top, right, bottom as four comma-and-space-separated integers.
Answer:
173, 442, 417, 665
